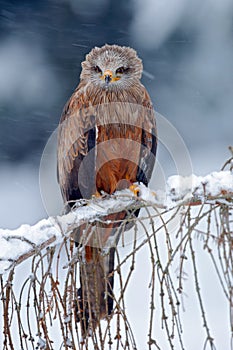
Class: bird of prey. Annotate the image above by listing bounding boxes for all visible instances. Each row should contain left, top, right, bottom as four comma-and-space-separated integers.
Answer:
57, 44, 157, 336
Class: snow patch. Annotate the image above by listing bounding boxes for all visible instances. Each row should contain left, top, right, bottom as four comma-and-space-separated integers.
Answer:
167, 170, 233, 203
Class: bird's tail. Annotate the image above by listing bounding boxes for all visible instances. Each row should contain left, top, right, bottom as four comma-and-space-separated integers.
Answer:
77, 245, 116, 336
75, 211, 126, 337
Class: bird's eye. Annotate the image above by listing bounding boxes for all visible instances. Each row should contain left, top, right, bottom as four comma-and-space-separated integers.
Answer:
116, 66, 129, 74
93, 65, 102, 74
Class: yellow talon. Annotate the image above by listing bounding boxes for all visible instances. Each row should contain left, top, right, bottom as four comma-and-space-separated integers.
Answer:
92, 191, 102, 198
129, 184, 141, 197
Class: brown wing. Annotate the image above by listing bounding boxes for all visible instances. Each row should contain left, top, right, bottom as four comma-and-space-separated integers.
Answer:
57, 84, 96, 206
137, 88, 157, 186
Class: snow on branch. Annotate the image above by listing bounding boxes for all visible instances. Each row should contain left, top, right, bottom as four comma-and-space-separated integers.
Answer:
0, 170, 232, 275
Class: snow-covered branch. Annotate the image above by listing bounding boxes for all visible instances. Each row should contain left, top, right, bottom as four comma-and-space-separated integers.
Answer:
0, 170, 232, 275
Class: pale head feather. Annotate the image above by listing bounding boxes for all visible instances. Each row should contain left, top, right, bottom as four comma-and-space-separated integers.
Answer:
80, 44, 143, 90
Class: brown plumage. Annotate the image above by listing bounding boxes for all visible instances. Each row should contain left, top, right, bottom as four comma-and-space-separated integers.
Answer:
57, 44, 157, 336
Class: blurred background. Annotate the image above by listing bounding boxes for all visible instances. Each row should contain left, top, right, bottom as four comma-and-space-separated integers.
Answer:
0, 0, 232, 225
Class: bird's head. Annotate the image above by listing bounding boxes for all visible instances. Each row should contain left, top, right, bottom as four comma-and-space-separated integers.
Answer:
80, 44, 143, 90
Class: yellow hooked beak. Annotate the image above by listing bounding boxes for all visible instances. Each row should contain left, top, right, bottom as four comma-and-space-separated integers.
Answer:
102, 69, 120, 84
